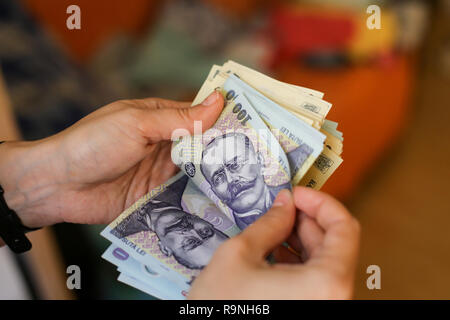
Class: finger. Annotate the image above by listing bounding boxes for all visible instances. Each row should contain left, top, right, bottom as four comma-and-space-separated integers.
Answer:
136, 97, 192, 110
292, 186, 360, 277
147, 142, 178, 189
235, 189, 296, 262
296, 211, 324, 259
139, 91, 224, 142
293, 187, 351, 228
281, 213, 323, 261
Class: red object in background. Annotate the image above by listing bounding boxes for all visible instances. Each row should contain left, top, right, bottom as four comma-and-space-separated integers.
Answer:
277, 55, 414, 200
269, 7, 355, 67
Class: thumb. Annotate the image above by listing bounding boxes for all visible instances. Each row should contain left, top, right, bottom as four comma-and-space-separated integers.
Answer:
236, 188, 296, 261
141, 91, 224, 142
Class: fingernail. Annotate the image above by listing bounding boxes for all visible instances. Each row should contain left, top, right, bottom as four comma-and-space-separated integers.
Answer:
202, 91, 219, 106
272, 188, 291, 207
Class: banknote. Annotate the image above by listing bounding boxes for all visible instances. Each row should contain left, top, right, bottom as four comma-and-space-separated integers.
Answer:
298, 146, 343, 190
322, 120, 343, 142
221, 61, 331, 123
222, 60, 325, 98
204, 62, 332, 128
205, 66, 343, 190
191, 71, 325, 185
101, 61, 344, 299
101, 172, 241, 287
172, 91, 292, 230
201, 65, 316, 127
321, 129, 343, 156
117, 273, 175, 300
222, 74, 326, 185
102, 244, 188, 299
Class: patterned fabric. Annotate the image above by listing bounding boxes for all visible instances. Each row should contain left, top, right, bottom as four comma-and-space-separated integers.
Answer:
0, 0, 107, 140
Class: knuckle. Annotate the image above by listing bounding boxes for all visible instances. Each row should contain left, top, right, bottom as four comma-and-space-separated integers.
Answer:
132, 109, 153, 135
153, 98, 166, 110
175, 108, 195, 131
176, 107, 192, 122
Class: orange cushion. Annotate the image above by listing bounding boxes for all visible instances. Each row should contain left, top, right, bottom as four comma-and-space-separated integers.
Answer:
277, 55, 414, 200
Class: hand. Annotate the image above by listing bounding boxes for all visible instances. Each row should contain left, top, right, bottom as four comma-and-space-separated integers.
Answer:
188, 187, 360, 299
0, 92, 224, 228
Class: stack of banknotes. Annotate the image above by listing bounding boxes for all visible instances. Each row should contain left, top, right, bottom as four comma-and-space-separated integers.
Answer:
100, 61, 344, 299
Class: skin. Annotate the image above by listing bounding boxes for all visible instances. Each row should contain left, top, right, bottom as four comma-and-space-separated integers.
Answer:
201, 133, 266, 213
0, 91, 360, 299
0, 91, 224, 228
152, 209, 229, 269
188, 188, 360, 299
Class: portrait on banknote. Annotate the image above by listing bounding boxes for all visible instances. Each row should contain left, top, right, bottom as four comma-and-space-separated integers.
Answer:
173, 92, 292, 230
200, 132, 290, 230
108, 174, 234, 274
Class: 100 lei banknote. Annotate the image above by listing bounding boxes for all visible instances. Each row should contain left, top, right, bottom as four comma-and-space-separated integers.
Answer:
101, 172, 241, 287
206, 62, 332, 129
192, 72, 325, 185
172, 90, 292, 230
102, 244, 188, 299
196, 66, 342, 191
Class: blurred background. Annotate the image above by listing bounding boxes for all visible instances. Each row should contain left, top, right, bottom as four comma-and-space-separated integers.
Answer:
0, 0, 448, 299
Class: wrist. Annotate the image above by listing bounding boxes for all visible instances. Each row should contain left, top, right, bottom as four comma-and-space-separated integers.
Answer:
0, 140, 61, 228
